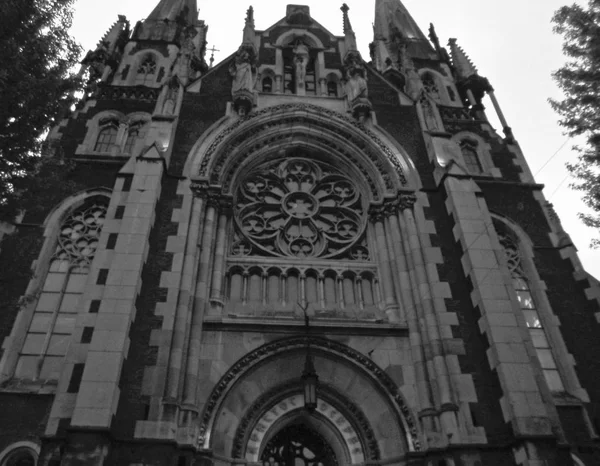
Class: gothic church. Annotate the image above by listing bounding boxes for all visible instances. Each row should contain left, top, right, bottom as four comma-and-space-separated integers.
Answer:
0, 1, 599, 465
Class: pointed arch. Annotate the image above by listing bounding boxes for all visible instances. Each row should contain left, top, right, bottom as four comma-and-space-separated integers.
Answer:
198, 336, 420, 456
186, 103, 420, 199
491, 214, 587, 399
0, 189, 111, 384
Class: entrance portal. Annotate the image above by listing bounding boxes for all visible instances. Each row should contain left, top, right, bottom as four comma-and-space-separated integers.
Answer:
261, 424, 338, 466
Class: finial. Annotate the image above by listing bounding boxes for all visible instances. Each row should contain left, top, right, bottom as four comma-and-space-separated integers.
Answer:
341, 3, 353, 34
208, 45, 219, 67
242, 5, 257, 48
428, 23, 441, 50
245, 6, 254, 27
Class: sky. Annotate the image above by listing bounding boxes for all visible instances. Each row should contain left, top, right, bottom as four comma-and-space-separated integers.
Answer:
70, 0, 600, 278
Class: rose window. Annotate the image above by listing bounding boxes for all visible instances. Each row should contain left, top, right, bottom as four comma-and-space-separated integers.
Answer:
53, 201, 107, 267
234, 158, 367, 259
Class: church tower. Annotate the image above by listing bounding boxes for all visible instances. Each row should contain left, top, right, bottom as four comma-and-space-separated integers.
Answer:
0, 1, 599, 465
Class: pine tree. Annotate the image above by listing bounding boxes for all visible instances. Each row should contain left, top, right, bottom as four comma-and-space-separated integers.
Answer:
551, 0, 600, 245
0, 0, 82, 221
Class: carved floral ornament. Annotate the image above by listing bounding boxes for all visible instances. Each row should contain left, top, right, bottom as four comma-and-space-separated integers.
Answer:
233, 158, 367, 260
197, 336, 421, 452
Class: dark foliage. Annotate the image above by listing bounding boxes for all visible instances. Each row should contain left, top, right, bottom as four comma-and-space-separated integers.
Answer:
551, 0, 600, 245
0, 0, 82, 221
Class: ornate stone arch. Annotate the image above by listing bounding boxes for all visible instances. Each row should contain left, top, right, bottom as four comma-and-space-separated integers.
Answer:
198, 336, 421, 458
274, 30, 325, 49
188, 103, 419, 198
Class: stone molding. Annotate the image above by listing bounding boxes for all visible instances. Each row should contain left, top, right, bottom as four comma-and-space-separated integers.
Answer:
197, 336, 421, 452
231, 381, 380, 461
197, 103, 409, 189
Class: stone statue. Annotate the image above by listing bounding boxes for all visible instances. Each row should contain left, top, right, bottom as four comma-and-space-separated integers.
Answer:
293, 41, 309, 86
230, 46, 256, 95
344, 53, 368, 102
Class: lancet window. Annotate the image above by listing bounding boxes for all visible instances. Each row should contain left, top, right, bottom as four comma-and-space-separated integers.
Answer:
15, 198, 107, 381
459, 140, 483, 174
123, 121, 146, 154
497, 224, 565, 392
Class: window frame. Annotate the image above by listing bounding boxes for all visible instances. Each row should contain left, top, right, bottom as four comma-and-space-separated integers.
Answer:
451, 132, 499, 177
76, 111, 150, 157
0, 190, 111, 388
492, 216, 589, 400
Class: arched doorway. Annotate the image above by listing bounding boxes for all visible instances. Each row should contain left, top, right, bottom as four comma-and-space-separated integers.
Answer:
261, 423, 338, 466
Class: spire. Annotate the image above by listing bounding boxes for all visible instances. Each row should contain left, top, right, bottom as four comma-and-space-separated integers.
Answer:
373, 0, 433, 74
242, 6, 256, 47
341, 4, 358, 52
448, 38, 478, 80
374, 0, 429, 43
147, 0, 198, 25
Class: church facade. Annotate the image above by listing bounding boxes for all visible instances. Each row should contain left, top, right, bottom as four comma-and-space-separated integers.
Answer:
1, 1, 600, 465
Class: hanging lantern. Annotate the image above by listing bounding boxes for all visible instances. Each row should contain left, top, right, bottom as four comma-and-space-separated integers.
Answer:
302, 346, 318, 412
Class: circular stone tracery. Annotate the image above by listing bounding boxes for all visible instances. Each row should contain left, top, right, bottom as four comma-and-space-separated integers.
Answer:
234, 158, 366, 259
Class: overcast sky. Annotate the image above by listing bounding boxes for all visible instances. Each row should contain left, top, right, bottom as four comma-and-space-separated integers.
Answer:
70, 0, 600, 278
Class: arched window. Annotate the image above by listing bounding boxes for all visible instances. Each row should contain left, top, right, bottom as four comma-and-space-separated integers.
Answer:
496, 222, 565, 392
15, 197, 108, 381
327, 81, 338, 97
262, 76, 273, 93
304, 57, 317, 95
422, 72, 441, 102
123, 121, 146, 154
459, 140, 483, 174
94, 124, 118, 152
0, 447, 37, 466
136, 54, 157, 86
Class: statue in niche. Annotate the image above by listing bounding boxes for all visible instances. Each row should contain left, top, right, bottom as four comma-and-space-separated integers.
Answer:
229, 45, 256, 95
420, 94, 443, 132
293, 41, 309, 86
344, 52, 368, 102
162, 77, 179, 114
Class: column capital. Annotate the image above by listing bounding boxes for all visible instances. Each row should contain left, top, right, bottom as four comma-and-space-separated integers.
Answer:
369, 193, 416, 221
191, 182, 233, 211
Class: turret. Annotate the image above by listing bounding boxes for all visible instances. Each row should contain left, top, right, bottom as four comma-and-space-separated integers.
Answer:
448, 38, 514, 140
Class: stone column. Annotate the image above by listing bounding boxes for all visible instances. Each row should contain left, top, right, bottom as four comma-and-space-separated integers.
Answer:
209, 198, 232, 311
181, 190, 219, 411
163, 194, 205, 410
369, 204, 400, 322
401, 205, 459, 438
387, 194, 436, 427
